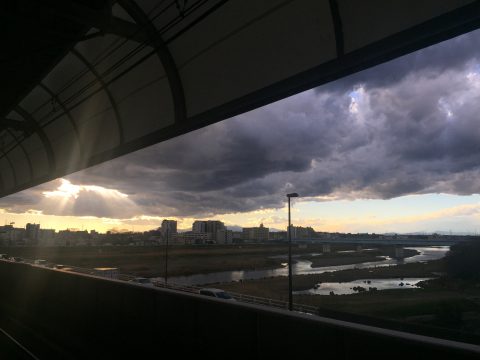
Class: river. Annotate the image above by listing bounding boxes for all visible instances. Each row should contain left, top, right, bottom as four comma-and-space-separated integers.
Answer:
294, 277, 432, 295
159, 246, 449, 286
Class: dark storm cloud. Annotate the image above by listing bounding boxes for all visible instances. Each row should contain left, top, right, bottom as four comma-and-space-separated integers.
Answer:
3, 29, 480, 219
320, 30, 480, 93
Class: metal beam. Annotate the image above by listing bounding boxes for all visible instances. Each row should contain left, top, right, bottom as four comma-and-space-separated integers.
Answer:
329, 0, 344, 58
0, 150, 17, 189
4, 128, 33, 182
14, 106, 56, 174
71, 48, 125, 144
118, 0, 187, 124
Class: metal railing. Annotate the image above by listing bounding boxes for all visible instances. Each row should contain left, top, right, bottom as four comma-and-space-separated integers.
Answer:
1, 257, 319, 315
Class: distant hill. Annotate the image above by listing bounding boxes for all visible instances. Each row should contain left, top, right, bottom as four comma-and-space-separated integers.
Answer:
226, 225, 242, 232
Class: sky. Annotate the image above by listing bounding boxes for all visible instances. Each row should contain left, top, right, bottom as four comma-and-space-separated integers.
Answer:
1, 29, 480, 234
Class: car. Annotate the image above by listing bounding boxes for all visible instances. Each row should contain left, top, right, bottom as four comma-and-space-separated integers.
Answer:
198, 288, 236, 301
0, 254, 9, 260
130, 277, 154, 287
34, 259, 48, 266
12, 257, 23, 262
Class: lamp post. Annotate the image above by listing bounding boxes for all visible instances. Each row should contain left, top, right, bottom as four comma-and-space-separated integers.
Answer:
165, 226, 169, 284
287, 192, 299, 311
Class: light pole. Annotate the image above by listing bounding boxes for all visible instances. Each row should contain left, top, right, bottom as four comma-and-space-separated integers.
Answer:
287, 192, 298, 311
165, 226, 169, 284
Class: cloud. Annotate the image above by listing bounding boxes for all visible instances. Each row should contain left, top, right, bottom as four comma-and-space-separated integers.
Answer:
2, 30, 480, 221
0, 179, 139, 218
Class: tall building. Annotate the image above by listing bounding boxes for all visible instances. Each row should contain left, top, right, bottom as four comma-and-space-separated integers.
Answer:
192, 220, 225, 237
192, 220, 206, 233
242, 223, 269, 242
161, 219, 177, 243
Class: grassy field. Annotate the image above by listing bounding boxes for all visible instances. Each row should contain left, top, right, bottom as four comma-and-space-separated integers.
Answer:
0, 243, 390, 277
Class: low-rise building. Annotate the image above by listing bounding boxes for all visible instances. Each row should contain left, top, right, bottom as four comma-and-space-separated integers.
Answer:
242, 223, 269, 242
174, 232, 211, 245
216, 229, 233, 244
38, 229, 56, 246
269, 231, 287, 241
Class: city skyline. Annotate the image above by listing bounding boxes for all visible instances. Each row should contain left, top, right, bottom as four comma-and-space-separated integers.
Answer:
1, 188, 479, 235
1, 30, 480, 234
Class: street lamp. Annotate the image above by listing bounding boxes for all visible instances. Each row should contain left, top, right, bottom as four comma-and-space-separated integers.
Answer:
165, 226, 169, 284
287, 192, 299, 311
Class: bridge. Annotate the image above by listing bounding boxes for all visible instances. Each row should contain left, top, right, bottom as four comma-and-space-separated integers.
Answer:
296, 236, 472, 246
2, 0, 480, 358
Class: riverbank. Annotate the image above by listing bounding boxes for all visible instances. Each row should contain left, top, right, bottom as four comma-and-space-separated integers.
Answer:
303, 248, 417, 267
0, 244, 411, 277
219, 259, 445, 299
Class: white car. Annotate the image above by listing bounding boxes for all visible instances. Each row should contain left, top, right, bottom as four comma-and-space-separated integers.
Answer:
199, 288, 235, 301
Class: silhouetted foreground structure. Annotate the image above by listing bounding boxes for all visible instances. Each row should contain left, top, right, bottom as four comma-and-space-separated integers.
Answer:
1, 0, 480, 196
3, 1, 480, 357
0, 261, 479, 359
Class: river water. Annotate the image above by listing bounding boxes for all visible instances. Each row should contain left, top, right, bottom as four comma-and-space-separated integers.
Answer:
294, 277, 431, 295
161, 246, 449, 286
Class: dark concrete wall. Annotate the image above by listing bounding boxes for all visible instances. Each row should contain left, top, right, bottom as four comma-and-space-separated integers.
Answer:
0, 260, 479, 359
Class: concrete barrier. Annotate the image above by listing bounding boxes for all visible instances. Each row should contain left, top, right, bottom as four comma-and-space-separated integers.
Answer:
0, 260, 479, 359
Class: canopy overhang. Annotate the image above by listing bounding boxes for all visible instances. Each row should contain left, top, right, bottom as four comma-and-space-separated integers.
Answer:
1, 0, 479, 197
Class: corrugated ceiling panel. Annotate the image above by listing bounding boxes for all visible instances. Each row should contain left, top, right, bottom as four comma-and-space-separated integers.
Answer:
110, 55, 173, 142
69, 91, 120, 156
22, 134, 49, 179
43, 115, 82, 174
178, 0, 335, 116
42, 52, 101, 108
18, 86, 51, 120
0, 0, 478, 197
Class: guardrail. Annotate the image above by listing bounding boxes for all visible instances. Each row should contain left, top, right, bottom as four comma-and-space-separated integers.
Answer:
0, 257, 319, 315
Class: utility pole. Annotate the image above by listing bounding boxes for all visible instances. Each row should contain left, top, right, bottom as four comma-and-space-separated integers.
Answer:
287, 192, 299, 311
165, 226, 169, 284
